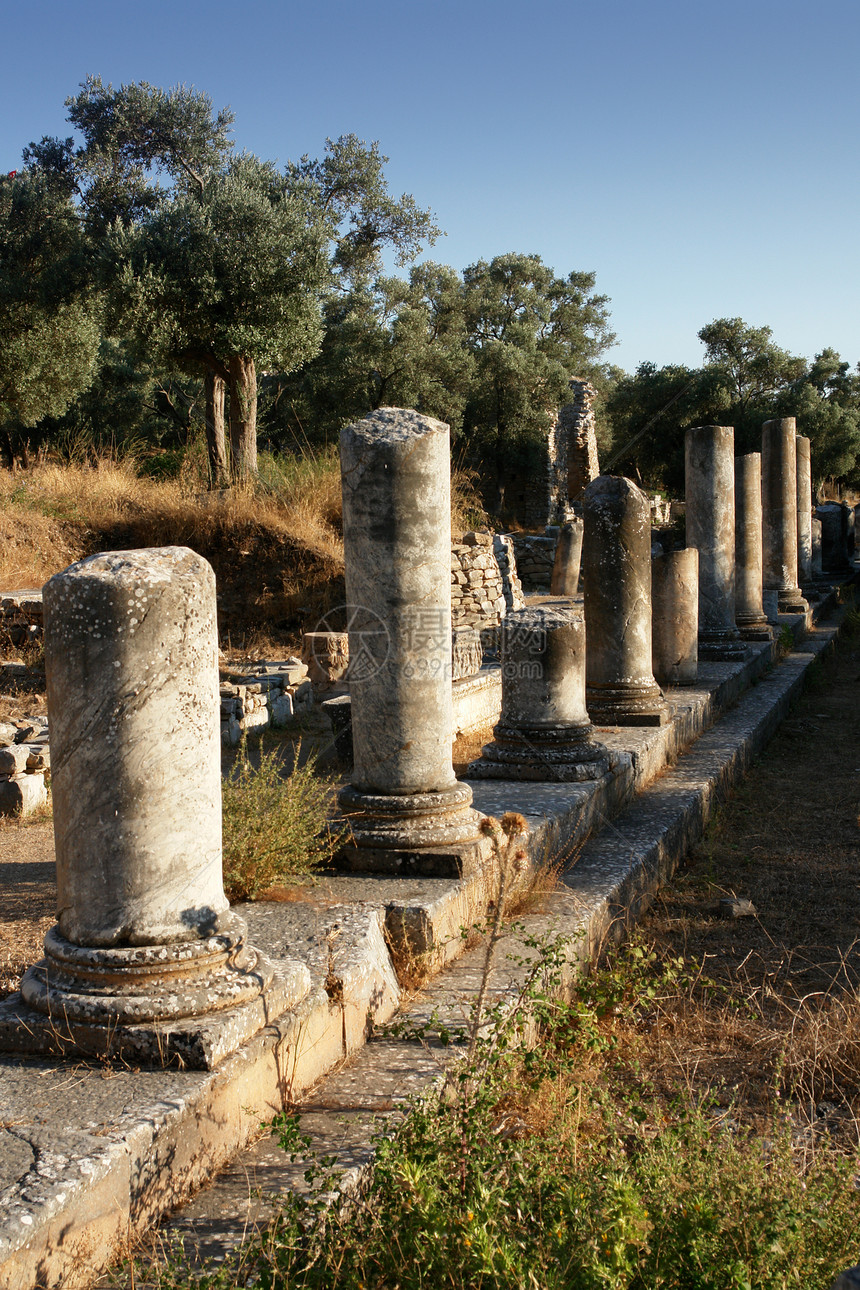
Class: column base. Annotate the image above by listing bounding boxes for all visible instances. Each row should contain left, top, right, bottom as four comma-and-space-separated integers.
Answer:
0, 914, 308, 1069
776, 587, 809, 614
335, 782, 486, 877
736, 615, 773, 642
466, 721, 611, 782
698, 630, 749, 661
586, 683, 669, 727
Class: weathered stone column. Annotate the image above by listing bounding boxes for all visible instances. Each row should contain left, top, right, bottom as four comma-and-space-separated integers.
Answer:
651, 548, 698, 686
550, 517, 583, 596
337, 408, 482, 876
762, 417, 808, 613
843, 501, 855, 555
685, 426, 746, 659
468, 605, 609, 780
734, 453, 772, 640
796, 435, 813, 588
2, 548, 301, 1070
583, 475, 668, 726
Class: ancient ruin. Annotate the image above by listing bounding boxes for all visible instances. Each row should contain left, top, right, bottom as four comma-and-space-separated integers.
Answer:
335, 408, 484, 876
583, 475, 668, 726
651, 547, 699, 686
468, 604, 610, 781
685, 425, 746, 659
762, 417, 808, 614
734, 452, 772, 640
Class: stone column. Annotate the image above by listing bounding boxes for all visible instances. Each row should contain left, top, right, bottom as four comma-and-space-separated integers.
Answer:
468, 605, 609, 781
685, 426, 746, 659
337, 408, 482, 876
583, 475, 668, 726
5, 548, 299, 1070
796, 436, 813, 588
651, 548, 699, 686
842, 501, 855, 555
734, 453, 772, 640
762, 417, 808, 613
550, 517, 583, 596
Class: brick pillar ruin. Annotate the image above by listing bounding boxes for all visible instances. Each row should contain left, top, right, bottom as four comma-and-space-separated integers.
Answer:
685, 426, 746, 660
762, 417, 808, 614
336, 408, 484, 877
583, 475, 668, 727
2, 548, 301, 1070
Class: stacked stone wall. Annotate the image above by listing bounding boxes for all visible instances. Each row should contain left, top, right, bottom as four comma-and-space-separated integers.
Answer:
220, 661, 313, 746
450, 531, 524, 641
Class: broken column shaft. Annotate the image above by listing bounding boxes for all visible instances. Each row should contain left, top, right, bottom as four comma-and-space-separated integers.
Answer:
336, 407, 482, 876
796, 435, 813, 589
583, 475, 668, 726
734, 453, 772, 640
762, 417, 808, 614
651, 547, 699, 685
685, 425, 746, 659
7, 547, 294, 1070
468, 605, 610, 780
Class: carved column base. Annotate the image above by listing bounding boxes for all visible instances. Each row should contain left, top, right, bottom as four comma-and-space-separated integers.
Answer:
586, 681, 669, 727
335, 782, 486, 877
0, 913, 307, 1069
467, 721, 611, 782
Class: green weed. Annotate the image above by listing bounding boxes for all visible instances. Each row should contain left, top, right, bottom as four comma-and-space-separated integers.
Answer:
221, 741, 342, 900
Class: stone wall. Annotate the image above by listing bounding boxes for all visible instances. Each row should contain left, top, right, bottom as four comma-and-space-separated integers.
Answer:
0, 592, 43, 648
0, 713, 49, 816
220, 660, 313, 746
511, 534, 558, 589
450, 531, 525, 641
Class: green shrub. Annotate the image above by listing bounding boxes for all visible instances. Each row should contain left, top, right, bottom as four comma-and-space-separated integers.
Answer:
221, 742, 341, 900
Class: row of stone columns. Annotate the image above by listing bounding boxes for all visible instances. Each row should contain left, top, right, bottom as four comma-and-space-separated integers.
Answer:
2, 405, 834, 1071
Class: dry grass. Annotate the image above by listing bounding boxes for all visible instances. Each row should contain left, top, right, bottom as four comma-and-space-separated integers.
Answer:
0, 454, 346, 642
591, 629, 860, 1145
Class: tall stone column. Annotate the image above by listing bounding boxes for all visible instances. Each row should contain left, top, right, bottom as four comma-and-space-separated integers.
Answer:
337, 407, 482, 876
762, 417, 808, 613
796, 435, 813, 588
550, 517, 583, 596
2, 548, 300, 1070
468, 605, 609, 781
734, 453, 771, 640
651, 548, 699, 686
583, 475, 668, 726
685, 426, 746, 659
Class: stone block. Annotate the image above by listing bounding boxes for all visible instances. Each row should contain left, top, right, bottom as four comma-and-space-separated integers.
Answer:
0, 744, 31, 776
0, 772, 47, 817
221, 715, 242, 747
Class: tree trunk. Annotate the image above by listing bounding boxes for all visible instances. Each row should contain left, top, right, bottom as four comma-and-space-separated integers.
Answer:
228, 355, 257, 482
204, 368, 228, 487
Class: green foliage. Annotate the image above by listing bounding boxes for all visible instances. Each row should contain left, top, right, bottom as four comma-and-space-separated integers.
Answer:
221, 742, 341, 900
0, 171, 101, 460
132, 934, 860, 1289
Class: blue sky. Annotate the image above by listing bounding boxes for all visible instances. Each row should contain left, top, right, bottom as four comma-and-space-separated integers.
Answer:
3, 0, 858, 373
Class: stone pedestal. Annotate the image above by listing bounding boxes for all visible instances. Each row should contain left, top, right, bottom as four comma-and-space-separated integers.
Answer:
1, 548, 301, 1070
651, 548, 698, 686
468, 605, 609, 781
336, 408, 483, 877
816, 503, 849, 572
762, 417, 808, 613
685, 426, 746, 659
796, 436, 813, 588
734, 453, 772, 640
550, 517, 583, 596
583, 475, 668, 726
